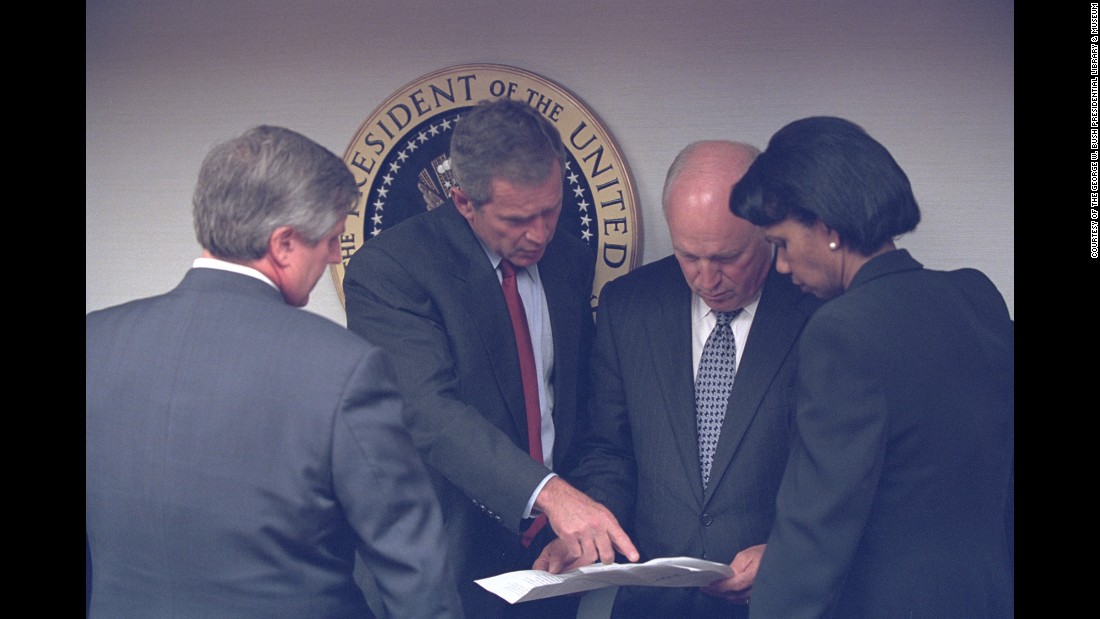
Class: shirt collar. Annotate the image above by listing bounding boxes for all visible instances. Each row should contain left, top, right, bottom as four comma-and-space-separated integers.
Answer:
192, 257, 278, 290
473, 236, 507, 271
474, 237, 539, 279
691, 288, 762, 326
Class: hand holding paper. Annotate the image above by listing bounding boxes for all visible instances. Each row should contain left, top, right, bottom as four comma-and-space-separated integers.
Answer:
700, 543, 764, 604
533, 536, 598, 574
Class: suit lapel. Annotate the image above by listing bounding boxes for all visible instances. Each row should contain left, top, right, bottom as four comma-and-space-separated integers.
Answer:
704, 269, 804, 502
437, 205, 530, 445
538, 243, 580, 464
644, 262, 707, 504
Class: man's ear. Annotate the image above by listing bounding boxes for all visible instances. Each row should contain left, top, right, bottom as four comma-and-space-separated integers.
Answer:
268, 226, 296, 267
451, 186, 476, 221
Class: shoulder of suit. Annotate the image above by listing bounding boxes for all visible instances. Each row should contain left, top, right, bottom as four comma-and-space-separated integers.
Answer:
945, 266, 996, 290
543, 227, 595, 270
368, 206, 443, 246
282, 304, 380, 356
944, 267, 1011, 322
613, 255, 679, 284
600, 255, 681, 301
347, 206, 457, 271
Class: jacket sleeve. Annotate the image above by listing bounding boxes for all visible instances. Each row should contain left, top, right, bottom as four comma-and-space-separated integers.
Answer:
567, 278, 638, 529
751, 310, 888, 619
343, 244, 550, 532
332, 344, 465, 618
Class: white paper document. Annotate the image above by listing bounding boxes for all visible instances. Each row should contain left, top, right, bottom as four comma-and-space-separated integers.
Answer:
475, 556, 733, 604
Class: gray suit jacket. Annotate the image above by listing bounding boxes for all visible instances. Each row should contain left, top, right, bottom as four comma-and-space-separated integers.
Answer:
570, 257, 820, 618
86, 267, 461, 618
343, 202, 595, 617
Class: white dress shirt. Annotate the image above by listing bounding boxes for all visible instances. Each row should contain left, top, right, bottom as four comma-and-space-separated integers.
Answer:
690, 291, 761, 381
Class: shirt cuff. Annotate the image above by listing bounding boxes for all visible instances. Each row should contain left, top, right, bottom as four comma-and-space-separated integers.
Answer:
523, 472, 557, 519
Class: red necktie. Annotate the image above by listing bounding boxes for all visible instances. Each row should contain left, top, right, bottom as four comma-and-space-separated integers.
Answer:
500, 259, 548, 547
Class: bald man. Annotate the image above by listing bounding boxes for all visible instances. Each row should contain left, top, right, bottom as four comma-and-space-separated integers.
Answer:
537, 141, 821, 618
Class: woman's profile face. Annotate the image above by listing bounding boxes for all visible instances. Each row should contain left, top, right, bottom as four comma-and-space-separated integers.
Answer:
762, 218, 845, 299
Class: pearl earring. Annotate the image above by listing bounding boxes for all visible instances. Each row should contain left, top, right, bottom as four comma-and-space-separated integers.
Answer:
828, 241, 838, 250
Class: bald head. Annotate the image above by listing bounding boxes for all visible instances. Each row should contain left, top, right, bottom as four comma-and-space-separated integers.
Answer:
662, 140, 759, 213
663, 140, 773, 311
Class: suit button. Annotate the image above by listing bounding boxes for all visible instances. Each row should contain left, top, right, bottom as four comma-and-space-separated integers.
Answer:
701, 513, 713, 526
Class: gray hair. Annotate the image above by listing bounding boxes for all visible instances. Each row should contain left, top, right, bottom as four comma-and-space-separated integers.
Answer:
449, 98, 566, 207
193, 125, 359, 260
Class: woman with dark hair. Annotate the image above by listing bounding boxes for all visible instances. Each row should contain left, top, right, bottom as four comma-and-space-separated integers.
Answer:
731, 117, 1013, 618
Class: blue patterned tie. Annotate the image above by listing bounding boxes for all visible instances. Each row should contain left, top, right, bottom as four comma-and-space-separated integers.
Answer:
695, 309, 741, 488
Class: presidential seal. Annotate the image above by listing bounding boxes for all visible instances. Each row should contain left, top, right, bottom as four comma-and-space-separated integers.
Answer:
330, 64, 640, 311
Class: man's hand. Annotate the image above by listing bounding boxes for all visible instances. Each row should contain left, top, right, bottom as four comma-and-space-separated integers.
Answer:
700, 543, 765, 604
532, 537, 577, 574
533, 476, 639, 570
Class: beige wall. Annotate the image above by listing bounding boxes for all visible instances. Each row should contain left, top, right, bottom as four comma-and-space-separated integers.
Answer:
87, 0, 1014, 323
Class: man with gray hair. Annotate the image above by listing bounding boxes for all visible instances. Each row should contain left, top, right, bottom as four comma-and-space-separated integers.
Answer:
86, 125, 462, 618
344, 98, 638, 617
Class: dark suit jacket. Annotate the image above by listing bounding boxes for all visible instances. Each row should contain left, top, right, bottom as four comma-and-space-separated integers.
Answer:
343, 202, 595, 617
751, 249, 1014, 619
85, 268, 461, 618
568, 256, 820, 618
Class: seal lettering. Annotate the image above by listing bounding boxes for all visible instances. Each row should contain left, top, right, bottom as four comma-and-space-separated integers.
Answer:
330, 64, 640, 311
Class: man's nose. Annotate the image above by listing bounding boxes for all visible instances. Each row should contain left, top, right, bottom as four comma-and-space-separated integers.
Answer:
525, 221, 551, 245
696, 261, 721, 289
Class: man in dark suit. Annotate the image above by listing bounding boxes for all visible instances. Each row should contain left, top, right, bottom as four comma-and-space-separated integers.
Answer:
86, 125, 462, 618
343, 98, 637, 618
535, 141, 820, 618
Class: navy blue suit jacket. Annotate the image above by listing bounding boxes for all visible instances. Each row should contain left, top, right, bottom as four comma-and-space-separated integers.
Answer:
570, 256, 820, 618
751, 250, 1014, 618
343, 202, 595, 617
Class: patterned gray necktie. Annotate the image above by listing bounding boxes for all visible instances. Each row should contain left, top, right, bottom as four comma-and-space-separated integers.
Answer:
696, 309, 741, 488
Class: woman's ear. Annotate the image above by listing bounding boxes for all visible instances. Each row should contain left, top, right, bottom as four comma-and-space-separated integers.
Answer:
814, 220, 841, 250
